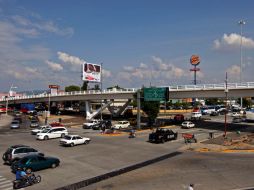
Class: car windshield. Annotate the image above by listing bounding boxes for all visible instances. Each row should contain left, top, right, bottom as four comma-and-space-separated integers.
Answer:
31, 120, 37, 123
20, 157, 30, 164
12, 121, 19, 124
64, 136, 72, 140
41, 129, 50, 133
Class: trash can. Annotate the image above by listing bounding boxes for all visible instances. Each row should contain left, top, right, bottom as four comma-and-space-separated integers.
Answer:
209, 132, 214, 139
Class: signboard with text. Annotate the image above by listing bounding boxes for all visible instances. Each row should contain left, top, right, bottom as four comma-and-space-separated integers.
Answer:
144, 87, 168, 101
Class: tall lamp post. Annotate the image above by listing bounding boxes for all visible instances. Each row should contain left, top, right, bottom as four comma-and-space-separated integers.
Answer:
238, 19, 246, 109
6, 84, 17, 115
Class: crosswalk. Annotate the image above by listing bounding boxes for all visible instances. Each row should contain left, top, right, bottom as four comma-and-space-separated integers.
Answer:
0, 175, 24, 190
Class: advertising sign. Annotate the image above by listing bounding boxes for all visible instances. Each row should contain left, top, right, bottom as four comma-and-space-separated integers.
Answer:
190, 55, 200, 66
144, 87, 169, 101
82, 63, 101, 82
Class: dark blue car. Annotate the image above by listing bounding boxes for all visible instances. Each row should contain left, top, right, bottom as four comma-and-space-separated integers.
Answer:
11, 155, 60, 172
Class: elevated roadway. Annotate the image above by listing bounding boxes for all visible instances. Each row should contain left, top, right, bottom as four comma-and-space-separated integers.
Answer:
1, 82, 254, 104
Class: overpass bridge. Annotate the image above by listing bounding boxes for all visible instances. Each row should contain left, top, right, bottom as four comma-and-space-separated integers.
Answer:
1, 82, 254, 119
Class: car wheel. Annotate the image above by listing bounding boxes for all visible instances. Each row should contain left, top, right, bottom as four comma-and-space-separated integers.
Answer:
161, 138, 165, 143
35, 175, 41, 183
84, 140, 89, 144
44, 136, 49, 140
70, 143, 74, 147
61, 133, 65, 138
51, 163, 57, 168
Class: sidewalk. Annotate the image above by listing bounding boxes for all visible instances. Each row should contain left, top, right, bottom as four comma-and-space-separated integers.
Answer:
0, 114, 13, 128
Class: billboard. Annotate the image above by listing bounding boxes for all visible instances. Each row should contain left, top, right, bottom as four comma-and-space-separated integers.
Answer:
82, 63, 101, 82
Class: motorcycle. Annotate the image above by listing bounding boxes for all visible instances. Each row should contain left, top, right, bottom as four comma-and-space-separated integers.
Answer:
13, 174, 41, 189
129, 131, 136, 138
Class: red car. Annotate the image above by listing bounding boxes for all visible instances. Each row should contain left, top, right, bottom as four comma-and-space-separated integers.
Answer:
50, 122, 64, 127
174, 114, 184, 121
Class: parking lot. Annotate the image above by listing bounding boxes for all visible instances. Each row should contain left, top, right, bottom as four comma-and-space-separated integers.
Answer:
0, 113, 254, 190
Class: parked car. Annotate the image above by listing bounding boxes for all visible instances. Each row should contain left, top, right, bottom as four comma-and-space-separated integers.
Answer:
92, 120, 112, 130
191, 112, 202, 120
2, 145, 43, 165
148, 128, 178, 143
14, 116, 22, 123
10, 120, 20, 129
82, 120, 101, 129
49, 122, 64, 127
232, 112, 241, 117
36, 127, 68, 140
113, 121, 130, 130
31, 125, 52, 135
30, 119, 39, 128
181, 121, 195, 129
210, 111, 219, 116
60, 135, 91, 147
232, 117, 242, 123
11, 155, 60, 172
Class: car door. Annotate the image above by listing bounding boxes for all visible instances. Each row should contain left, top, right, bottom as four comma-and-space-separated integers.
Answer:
51, 128, 59, 138
27, 157, 41, 171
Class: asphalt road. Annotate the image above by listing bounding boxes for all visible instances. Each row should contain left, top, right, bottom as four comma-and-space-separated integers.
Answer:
0, 114, 254, 190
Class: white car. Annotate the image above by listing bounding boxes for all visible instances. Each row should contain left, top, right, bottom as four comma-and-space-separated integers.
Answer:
191, 112, 202, 120
181, 121, 195, 129
82, 120, 101, 129
232, 112, 241, 117
59, 135, 91, 147
36, 127, 68, 140
31, 125, 51, 135
113, 121, 130, 130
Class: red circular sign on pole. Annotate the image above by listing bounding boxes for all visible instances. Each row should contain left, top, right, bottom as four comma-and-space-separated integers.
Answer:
190, 55, 200, 66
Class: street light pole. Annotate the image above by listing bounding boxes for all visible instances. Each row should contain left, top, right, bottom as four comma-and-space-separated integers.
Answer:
238, 19, 246, 109
224, 72, 228, 137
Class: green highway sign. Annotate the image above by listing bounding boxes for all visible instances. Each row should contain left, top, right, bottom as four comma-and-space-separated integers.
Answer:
144, 87, 168, 101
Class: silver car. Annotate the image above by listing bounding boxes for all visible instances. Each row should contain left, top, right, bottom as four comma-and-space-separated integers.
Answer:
10, 120, 20, 129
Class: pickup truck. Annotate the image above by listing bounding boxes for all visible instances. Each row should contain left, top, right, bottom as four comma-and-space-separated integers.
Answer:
149, 128, 178, 143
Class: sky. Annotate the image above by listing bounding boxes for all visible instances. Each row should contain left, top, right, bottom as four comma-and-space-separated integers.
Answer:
0, 0, 254, 92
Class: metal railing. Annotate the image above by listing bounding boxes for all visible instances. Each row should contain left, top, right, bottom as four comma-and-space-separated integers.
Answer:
168, 82, 254, 90
1, 82, 254, 101
1, 88, 137, 101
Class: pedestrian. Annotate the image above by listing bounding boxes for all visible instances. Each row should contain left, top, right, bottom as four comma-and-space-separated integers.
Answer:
187, 183, 194, 190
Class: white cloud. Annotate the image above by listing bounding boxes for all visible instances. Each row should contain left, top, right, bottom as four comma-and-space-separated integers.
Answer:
226, 65, 241, 77
12, 15, 74, 37
102, 69, 112, 78
57, 51, 85, 65
46, 60, 63, 71
139, 62, 148, 69
123, 66, 134, 71
152, 56, 186, 78
213, 33, 254, 50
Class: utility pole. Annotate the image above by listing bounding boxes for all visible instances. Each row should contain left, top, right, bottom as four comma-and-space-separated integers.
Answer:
224, 72, 228, 137
100, 63, 103, 121
137, 90, 141, 130
238, 19, 246, 109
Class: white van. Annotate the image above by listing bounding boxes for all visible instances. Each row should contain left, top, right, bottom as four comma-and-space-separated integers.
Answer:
36, 127, 68, 140
191, 112, 202, 120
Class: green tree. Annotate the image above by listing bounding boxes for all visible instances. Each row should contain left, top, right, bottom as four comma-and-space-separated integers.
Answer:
81, 81, 88, 91
135, 88, 160, 127
205, 98, 219, 105
65, 85, 80, 92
